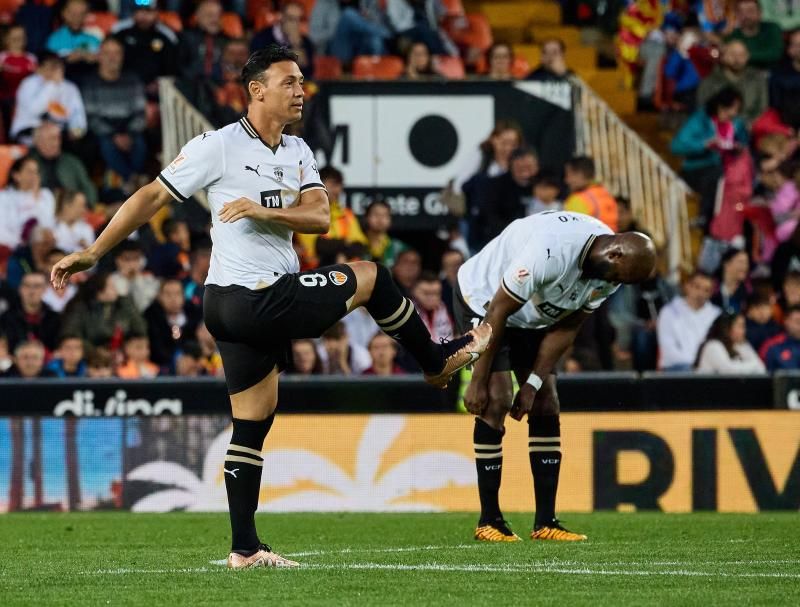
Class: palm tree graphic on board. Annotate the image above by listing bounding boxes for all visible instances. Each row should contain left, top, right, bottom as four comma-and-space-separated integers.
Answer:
127, 416, 475, 512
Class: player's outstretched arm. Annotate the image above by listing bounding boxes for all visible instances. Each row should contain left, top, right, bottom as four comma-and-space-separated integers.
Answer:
218, 189, 330, 234
464, 287, 523, 415
509, 310, 589, 421
51, 180, 173, 288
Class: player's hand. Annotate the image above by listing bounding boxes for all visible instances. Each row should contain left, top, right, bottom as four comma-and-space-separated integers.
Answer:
218, 198, 266, 223
50, 250, 98, 289
509, 383, 537, 421
464, 376, 490, 415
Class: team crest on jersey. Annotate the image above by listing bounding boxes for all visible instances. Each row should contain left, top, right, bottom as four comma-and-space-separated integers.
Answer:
167, 152, 186, 174
274, 166, 284, 182
512, 268, 530, 286
329, 270, 348, 286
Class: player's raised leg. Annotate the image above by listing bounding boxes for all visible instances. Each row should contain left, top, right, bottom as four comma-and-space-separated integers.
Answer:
473, 372, 520, 542
527, 375, 586, 542
346, 261, 491, 388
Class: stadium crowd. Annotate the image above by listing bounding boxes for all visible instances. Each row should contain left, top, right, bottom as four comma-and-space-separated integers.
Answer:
0, 0, 799, 381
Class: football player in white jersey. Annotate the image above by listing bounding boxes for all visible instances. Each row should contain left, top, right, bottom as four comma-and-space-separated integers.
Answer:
51, 45, 491, 568
454, 211, 656, 542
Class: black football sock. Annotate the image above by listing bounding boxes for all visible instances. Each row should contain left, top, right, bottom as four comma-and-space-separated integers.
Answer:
529, 414, 561, 528
366, 263, 443, 373
474, 418, 504, 525
225, 415, 274, 554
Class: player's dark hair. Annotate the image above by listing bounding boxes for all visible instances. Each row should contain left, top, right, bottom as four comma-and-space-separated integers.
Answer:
566, 156, 596, 179
704, 86, 742, 117
319, 165, 343, 184
241, 44, 299, 101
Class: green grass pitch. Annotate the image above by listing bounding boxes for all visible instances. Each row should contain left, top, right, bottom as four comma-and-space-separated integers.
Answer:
2, 512, 799, 606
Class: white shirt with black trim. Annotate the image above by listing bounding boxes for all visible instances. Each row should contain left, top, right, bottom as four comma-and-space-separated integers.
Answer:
157, 116, 325, 289
457, 211, 619, 329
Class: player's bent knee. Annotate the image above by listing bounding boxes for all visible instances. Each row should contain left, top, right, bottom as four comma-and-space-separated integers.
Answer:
229, 368, 279, 420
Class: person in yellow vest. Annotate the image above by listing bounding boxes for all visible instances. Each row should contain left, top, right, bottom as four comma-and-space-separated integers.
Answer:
563, 156, 619, 232
294, 165, 367, 268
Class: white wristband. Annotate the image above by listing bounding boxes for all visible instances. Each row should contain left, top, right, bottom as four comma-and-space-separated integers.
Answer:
526, 373, 543, 391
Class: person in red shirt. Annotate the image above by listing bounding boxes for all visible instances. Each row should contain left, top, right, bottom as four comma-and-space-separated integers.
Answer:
0, 25, 38, 138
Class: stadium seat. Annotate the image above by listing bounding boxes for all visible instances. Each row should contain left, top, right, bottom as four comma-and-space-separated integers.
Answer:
221, 12, 244, 38
435, 55, 465, 79
0, 145, 28, 188
352, 55, 404, 80
253, 9, 280, 32
441, 0, 465, 16
511, 45, 541, 69
158, 11, 183, 33
314, 55, 343, 80
447, 14, 493, 52
85, 11, 117, 37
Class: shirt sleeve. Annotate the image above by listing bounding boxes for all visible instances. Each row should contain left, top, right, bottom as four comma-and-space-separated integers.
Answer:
157, 131, 224, 202
299, 141, 325, 194
500, 242, 562, 305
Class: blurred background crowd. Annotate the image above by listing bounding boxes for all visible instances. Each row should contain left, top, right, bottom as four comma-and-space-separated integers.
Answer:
0, 0, 799, 381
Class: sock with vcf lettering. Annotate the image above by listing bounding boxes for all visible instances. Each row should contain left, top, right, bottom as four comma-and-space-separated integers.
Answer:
474, 418, 504, 524
529, 414, 561, 528
225, 415, 273, 554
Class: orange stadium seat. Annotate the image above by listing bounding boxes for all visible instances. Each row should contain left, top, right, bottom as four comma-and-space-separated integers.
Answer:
441, 0, 465, 16
314, 55, 343, 80
352, 55, 404, 80
435, 55, 465, 79
158, 11, 183, 32
447, 14, 493, 52
85, 11, 117, 36
0, 145, 28, 188
253, 9, 280, 31
221, 12, 244, 38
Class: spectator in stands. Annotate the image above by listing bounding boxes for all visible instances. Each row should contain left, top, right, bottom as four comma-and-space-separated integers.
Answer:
563, 156, 619, 232
439, 248, 464, 318
474, 147, 539, 247
10, 52, 87, 144
745, 292, 782, 351
775, 270, 800, 323
0, 272, 60, 352
46, 334, 87, 377
195, 323, 224, 376
179, 0, 229, 83
0, 333, 11, 373
112, 0, 180, 95
0, 156, 55, 251
1, 340, 55, 378
726, 0, 785, 70
0, 25, 37, 135
144, 278, 201, 372
527, 38, 572, 81
387, 0, 454, 57
184, 239, 211, 311
768, 160, 800, 245
657, 271, 721, 370
526, 171, 563, 216
214, 38, 250, 122
309, 0, 389, 64
85, 346, 114, 378
296, 166, 367, 268
412, 270, 454, 342
364, 200, 407, 267
771, 224, 800, 289
671, 87, 748, 231
110, 240, 160, 312
45, 0, 102, 82
6, 226, 56, 289
42, 248, 77, 313
318, 321, 371, 375
566, 305, 617, 371
769, 29, 800, 132
695, 312, 766, 373
61, 272, 146, 348
616, 197, 644, 233
402, 41, 439, 80
148, 218, 191, 278
251, 1, 315, 79
362, 333, 404, 375
175, 342, 206, 377
711, 248, 750, 314
697, 40, 768, 126
81, 37, 148, 187
660, 22, 702, 112
392, 248, 422, 297
485, 42, 514, 80
290, 338, 323, 375
116, 334, 159, 378
763, 305, 800, 369
53, 190, 94, 254
28, 121, 97, 206
452, 120, 523, 197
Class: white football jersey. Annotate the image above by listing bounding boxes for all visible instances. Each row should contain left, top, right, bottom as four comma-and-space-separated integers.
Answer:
457, 211, 619, 329
157, 116, 325, 289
